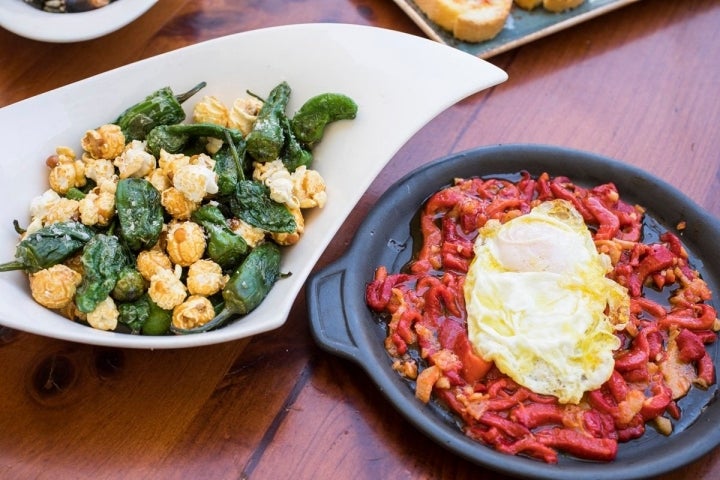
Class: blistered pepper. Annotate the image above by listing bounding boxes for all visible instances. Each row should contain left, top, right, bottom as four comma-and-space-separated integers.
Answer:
280, 114, 313, 172
114, 82, 207, 141
118, 294, 172, 335
0, 221, 95, 273
291, 92, 358, 147
246, 81, 291, 163
191, 204, 248, 270
75, 234, 131, 313
145, 122, 245, 158
171, 241, 282, 334
229, 180, 296, 233
115, 178, 164, 252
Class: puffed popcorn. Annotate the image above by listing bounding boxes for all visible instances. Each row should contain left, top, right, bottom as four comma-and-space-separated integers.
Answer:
29, 264, 83, 310
192, 95, 229, 126
114, 140, 156, 179
186, 259, 228, 296
172, 295, 216, 330
166, 221, 206, 267
81, 124, 125, 160
149, 266, 187, 310
86, 296, 119, 331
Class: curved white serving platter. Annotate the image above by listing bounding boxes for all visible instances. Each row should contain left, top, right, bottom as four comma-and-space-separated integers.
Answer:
0, 23, 507, 349
0, 0, 157, 43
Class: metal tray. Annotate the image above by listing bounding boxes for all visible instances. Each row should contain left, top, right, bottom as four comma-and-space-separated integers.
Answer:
393, 0, 642, 58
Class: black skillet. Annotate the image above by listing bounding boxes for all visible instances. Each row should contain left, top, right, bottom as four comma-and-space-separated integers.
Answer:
307, 144, 720, 480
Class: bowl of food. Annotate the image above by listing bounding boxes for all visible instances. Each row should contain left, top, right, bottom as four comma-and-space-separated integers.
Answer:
0, 23, 507, 349
307, 143, 720, 479
0, 0, 157, 43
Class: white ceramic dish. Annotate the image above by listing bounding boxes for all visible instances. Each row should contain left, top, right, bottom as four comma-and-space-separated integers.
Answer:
0, 0, 157, 43
0, 23, 507, 349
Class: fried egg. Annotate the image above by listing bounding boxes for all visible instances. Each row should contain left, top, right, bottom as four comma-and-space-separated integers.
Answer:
464, 199, 629, 404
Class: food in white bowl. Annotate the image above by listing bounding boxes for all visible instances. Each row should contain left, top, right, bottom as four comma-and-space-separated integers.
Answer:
0, 23, 507, 349
1, 79, 357, 337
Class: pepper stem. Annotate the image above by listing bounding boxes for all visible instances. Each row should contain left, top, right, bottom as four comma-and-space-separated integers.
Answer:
0, 261, 25, 272
175, 81, 207, 104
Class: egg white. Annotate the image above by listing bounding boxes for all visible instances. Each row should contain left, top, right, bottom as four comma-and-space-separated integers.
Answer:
464, 199, 629, 404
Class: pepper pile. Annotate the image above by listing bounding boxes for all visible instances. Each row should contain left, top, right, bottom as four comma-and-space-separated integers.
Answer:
1, 81, 357, 335
366, 172, 718, 463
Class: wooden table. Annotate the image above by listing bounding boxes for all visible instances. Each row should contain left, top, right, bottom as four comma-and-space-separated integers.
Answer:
1, 1, 719, 478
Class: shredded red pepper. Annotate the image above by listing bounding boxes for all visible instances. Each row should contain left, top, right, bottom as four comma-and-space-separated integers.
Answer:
365, 171, 718, 463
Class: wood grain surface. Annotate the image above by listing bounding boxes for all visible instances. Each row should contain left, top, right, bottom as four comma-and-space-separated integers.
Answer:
1, 0, 719, 479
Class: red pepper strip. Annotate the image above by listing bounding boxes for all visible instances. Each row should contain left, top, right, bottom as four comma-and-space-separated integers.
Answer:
585, 196, 620, 241
647, 328, 664, 362
419, 276, 445, 321
495, 435, 559, 464
480, 411, 532, 439
635, 244, 676, 290
437, 319, 492, 384
667, 400, 681, 419
365, 270, 413, 311
661, 231, 687, 258
588, 389, 619, 416
414, 188, 464, 270
365, 267, 391, 310
583, 410, 618, 439
484, 389, 530, 411
511, 403, 565, 428
640, 383, 672, 421
696, 353, 715, 387
535, 428, 618, 462
534, 172, 554, 200
613, 204, 643, 242
516, 172, 536, 203
661, 304, 717, 330
632, 296, 668, 320
694, 330, 718, 344
396, 306, 421, 346
606, 370, 629, 403
614, 327, 651, 374
616, 416, 646, 442
676, 328, 707, 362
549, 180, 595, 221
389, 332, 407, 355
485, 198, 525, 220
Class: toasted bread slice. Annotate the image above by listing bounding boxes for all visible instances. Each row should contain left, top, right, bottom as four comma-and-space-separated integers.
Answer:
414, 0, 512, 42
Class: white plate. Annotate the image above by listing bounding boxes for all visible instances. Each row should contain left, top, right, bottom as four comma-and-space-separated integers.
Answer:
0, 23, 507, 349
0, 0, 157, 43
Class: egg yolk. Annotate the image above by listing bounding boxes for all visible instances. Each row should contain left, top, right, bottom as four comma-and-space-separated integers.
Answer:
464, 199, 629, 404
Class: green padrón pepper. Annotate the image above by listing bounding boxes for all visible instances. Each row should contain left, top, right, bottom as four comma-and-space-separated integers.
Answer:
280, 115, 313, 172
145, 122, 245, 158
0, 221, 95, 273
75, 234, 131, 313
115, 81, 207, 141
115, 178, 164, 252
191, 204, 248, 270
213, 145, 242, 196
118, 294, 172, 335
111, 267, 147, 302
246, 81, 291, 163
291, 93, 358, 146
172, 242, 282, 334
229, 180, 296, 233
